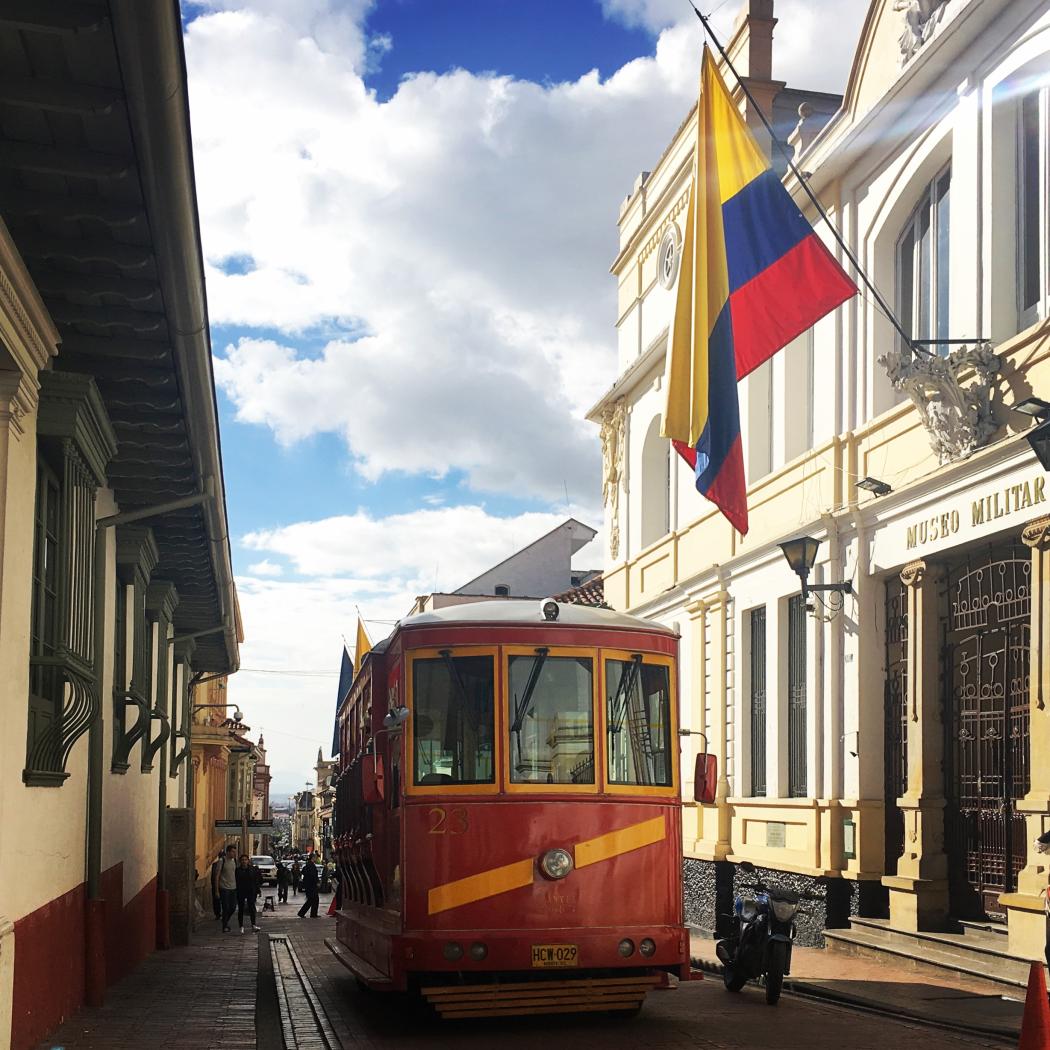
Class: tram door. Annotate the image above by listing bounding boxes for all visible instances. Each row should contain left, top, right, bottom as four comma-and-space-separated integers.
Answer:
943, 544, 1031, 921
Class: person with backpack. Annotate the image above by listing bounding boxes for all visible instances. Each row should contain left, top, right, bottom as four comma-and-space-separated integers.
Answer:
213, 844, 239, 933
297, 853, 320, 919
276, 860, 291, 904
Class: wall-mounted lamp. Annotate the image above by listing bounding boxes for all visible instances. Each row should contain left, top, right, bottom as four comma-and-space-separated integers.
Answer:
779, 535, 852, 615
192, 701, 243, 722
1012, 397, 1050, 471
857, 476, 892, 497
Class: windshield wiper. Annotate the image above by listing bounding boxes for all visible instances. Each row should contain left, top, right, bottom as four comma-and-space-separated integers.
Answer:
510, 647, 549, 761
608, 654, 643, 735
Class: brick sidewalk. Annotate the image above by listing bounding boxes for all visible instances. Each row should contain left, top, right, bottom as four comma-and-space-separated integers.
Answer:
36, 908, 259, 1050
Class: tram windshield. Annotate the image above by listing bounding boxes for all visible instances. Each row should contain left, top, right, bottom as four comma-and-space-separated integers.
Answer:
508, 652, 594, 785
412, 654, 495, 786
606, 658, 673, 787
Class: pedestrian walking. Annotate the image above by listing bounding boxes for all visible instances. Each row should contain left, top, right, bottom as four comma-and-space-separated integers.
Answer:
276, 860, 290, 904
297, 853, 320, 918
1036, 830, 1050, 972
291, 858, 302, 896
214, 844, 238, 932
236, 854, 261, 933
209, 849, 224, 919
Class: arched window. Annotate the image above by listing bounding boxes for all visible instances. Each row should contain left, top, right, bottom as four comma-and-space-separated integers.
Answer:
896, 166, 951, 355
640, 415, 670, 549
1019, 82, 1048, 327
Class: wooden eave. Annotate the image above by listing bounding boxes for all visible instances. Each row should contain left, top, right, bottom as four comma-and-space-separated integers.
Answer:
0, 0, 238, 672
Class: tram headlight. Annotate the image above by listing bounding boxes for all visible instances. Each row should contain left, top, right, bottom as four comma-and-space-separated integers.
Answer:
442, 941, 463, 961
469, 942, 488, 961
618, 938, 635, 957
639, 938, 656, 957
540, 848, 574, 880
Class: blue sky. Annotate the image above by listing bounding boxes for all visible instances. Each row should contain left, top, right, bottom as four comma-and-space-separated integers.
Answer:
185, 0, 865, 795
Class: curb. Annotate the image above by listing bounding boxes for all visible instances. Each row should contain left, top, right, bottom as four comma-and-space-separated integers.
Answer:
689, 955, 1018, 1045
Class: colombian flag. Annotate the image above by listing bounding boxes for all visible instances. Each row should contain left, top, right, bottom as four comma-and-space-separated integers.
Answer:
662, 48, 856, 535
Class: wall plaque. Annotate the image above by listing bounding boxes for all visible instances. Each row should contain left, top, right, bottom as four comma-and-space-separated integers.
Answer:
766, 822, 786, 848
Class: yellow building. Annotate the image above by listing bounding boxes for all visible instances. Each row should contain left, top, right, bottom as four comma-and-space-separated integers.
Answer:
0, 7, 239, 1049
591, 0, 1050, 969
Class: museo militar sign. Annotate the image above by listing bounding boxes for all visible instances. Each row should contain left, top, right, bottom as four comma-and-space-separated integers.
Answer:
905, 473, 1046, 551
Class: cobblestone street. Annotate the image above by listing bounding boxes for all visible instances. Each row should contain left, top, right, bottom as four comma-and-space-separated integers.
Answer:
35, 893, 1016, 1050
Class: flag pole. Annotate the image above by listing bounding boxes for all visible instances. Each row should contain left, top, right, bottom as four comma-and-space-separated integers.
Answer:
686, 1, 928, 357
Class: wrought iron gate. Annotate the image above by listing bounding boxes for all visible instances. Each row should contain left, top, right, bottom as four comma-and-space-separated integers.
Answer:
884, 579, 908, 876
943, 544, 1031, 920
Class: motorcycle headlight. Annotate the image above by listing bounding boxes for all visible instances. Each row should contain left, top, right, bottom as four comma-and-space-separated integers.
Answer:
772, 899, 799, 922
739, 897, 758, 922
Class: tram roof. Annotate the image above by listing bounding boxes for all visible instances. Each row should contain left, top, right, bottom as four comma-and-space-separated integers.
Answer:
398, 599, 677, 635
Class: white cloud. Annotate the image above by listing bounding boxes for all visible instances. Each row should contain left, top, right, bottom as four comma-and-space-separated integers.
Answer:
246, 559, 283, 576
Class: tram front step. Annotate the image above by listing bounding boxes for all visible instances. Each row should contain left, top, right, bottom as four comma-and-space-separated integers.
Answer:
823, 920, 1033, 990
422, 974, 661, 1018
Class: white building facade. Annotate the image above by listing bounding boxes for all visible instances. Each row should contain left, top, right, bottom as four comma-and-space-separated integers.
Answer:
591, 0, 1050, 958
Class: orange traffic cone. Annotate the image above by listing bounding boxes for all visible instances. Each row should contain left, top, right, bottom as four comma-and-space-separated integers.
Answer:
1018, 962, 1050, 1050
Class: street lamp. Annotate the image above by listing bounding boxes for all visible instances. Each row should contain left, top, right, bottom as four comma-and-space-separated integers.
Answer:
1012, 397, 1050, 471
778, 535, 852, 614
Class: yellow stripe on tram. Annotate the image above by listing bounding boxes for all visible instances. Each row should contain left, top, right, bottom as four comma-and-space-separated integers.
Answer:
426, 815, 668, 914
574, 815, 666, 869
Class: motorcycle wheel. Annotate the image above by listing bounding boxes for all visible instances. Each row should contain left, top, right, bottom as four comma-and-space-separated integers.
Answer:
722, 962, 747, 993
764, 941, 789, 1005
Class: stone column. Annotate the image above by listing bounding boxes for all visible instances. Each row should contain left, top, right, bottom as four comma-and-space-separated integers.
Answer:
1004, 515, 1050, 958
884, 559, 950, 931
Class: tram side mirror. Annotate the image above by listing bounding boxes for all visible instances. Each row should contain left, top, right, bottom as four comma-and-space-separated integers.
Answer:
693, 753, 717, 805
362, 754, 385, 804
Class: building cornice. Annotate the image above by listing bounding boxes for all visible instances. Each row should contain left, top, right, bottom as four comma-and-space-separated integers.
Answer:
586, 330, 668, 421
0, 215, 59, 380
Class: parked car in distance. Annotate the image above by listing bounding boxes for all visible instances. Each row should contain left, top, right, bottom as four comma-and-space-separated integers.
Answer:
251, 855, 278, 886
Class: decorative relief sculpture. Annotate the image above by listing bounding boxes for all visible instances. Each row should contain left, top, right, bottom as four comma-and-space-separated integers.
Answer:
894, 0, 950, 64
599, 398, 627, 560
879, 342, 1001, 465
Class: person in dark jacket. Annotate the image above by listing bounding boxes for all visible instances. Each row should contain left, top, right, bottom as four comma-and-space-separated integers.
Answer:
236, 854, 261, 933
297, 853, 320, 918
291, 859, 302, 896
276, 860, 291, 904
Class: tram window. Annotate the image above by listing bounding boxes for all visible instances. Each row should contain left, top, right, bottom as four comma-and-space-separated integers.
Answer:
606, 659, 673, 787
508, 653, 594, 785
412, 655, 495, 785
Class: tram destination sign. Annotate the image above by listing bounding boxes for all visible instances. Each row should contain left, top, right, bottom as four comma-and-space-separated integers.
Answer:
904, 473, 1045, 552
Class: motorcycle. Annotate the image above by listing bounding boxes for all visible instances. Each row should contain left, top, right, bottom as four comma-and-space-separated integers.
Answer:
715, 861, 824, 1005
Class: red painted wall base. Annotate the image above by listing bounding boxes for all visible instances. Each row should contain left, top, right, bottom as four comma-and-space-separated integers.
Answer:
11, 865, 158, 1050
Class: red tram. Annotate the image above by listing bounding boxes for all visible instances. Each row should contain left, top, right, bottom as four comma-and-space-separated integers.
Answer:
329, 599, 694, 1018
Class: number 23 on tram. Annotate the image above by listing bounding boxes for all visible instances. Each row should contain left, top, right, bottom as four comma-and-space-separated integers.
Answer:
330, 599, 697, 1019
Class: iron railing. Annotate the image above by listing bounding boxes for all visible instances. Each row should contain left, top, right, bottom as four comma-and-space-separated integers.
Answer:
885, 578, 908, 874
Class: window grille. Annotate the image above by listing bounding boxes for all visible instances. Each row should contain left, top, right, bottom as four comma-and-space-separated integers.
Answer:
25, 373, 116, 786
884, 578, 909, 874
787, 594, 807, 798
749, 607, 767, 796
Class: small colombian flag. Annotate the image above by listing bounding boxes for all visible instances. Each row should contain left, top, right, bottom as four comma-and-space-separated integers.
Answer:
662, 47, 856, 535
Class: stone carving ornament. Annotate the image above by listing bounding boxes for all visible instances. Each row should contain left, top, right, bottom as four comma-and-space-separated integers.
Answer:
894, 0, 950, 64
879, 342, 1001, 465
600, 398, 627, 560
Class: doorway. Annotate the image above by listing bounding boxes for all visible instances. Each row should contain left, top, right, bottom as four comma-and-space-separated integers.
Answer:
942, 543, 1031, 921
